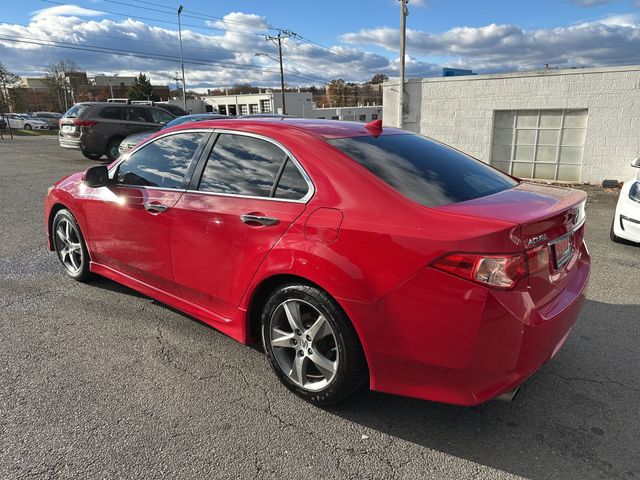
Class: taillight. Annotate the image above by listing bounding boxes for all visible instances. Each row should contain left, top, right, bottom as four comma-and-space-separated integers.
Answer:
72, 119, 97, 127
432, 252, 527, 289
526, 246, 550, 274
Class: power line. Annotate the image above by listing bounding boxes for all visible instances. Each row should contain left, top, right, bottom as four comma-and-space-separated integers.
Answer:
0, 34, 329, 84
46, 0, 386, 73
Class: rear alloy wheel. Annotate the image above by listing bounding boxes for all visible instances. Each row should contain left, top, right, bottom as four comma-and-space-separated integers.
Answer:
106, 138, 123, 161
262, 284, 367, 405
82, 151, 102, 160
52, 209, 92, 281
24, 124, 32, 130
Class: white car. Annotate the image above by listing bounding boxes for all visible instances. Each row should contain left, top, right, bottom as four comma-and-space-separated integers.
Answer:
611, 157, 640, 244
6, 114, 49, 130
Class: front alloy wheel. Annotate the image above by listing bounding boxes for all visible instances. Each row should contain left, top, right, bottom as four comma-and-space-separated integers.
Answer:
262, 284, 367, 405
52, 209, 92, 281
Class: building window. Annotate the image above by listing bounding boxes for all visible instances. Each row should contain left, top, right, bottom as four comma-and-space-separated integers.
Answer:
371, 114, 378, 120
240, 104, 248, 115
260, 99, 272, 113
358, 114, 367, 122
218, 105, 227, 115
331, 116, 339, 120
250, 104, 259, 114
490, 109, 588, 182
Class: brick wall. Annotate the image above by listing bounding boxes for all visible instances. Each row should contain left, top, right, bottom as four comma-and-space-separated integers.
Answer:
383, 66, 640, 183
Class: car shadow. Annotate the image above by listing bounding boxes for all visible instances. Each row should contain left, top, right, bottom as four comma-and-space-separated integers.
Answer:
84, 277, 639, 478
320, 299, 640, 479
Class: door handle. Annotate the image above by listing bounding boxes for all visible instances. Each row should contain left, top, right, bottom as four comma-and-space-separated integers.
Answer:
144, 202, 169, 214
240, 214, 279, 226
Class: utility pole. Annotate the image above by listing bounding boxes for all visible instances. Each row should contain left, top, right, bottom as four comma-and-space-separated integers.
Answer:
398, 0, 408, 128
264, 31, 293, 115
177, 5, 187, 110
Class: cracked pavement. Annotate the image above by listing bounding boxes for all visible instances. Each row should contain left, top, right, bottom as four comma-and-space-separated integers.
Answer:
1, 137, 639, 479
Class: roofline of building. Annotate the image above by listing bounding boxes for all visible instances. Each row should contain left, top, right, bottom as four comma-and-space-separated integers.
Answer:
385, 64, 640, 86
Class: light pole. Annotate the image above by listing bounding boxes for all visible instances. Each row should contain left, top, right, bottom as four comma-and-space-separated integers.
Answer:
108, 73, 118, 99
177, 5, 187, 110
398, 0, 408, 128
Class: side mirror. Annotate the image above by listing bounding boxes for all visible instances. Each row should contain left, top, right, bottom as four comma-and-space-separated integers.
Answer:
631, 157, 640, 168
84, 165, 109, 188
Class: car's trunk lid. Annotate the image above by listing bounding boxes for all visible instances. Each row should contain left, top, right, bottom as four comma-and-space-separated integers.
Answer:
436, 182, 587, 307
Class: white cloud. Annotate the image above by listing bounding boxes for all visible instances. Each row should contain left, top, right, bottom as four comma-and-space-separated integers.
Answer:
570, 0, 611, 5
0, 11, 399, 88
31, 5, 105, 20
341, 16, 640, 72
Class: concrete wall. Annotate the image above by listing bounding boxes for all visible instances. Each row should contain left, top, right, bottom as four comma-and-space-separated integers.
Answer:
383, 65, 640, 183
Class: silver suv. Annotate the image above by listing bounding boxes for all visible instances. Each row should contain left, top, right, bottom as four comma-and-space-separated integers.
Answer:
59, 103, 175, 160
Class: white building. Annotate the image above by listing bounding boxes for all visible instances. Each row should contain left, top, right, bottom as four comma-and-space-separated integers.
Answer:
203, 91, 382, 122
383, 65, 640, 184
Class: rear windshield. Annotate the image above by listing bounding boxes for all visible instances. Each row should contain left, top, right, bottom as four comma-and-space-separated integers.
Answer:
328, 134, 517, 207
63, 104, 91, 119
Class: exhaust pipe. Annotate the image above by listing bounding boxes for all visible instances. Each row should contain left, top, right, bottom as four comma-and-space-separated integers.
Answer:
495, 387, 520, 402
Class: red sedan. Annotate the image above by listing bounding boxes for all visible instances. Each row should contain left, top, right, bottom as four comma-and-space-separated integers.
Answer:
45, 118, 590, 405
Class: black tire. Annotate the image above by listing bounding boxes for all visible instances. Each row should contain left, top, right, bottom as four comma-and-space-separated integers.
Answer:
106, 137, 123, 161
82, 151, 102, 160
261, 283, 367, 405
24, 124, 32, 130
52, 209, 93, 282
610, 216, 622, 243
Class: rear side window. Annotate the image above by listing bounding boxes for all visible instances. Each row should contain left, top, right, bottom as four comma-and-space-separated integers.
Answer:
199, 134, 287, 197
275, 159, 309, 200
122, 107, 148, 123
328, 134, 517, 207
116, 132, 206, 189
99, 107, 123, 120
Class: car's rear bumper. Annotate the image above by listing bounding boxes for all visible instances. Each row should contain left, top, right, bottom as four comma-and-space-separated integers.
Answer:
59, 136, 81, 150
342, 242, 591, 406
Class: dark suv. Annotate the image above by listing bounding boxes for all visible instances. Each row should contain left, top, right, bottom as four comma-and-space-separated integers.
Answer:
59, 103, 175, 160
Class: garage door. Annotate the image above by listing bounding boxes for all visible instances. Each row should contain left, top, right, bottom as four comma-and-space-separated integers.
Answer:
490, 109, 588, 182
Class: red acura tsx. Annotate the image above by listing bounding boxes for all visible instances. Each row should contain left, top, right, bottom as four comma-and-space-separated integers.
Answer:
45, 118, 590, 405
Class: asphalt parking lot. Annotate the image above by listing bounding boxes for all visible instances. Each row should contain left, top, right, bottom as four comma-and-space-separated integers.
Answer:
0, 136, 638, 480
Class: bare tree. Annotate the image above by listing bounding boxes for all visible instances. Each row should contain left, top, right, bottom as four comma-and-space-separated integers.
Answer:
0, 62, 21, 113
45, 59, 81, 112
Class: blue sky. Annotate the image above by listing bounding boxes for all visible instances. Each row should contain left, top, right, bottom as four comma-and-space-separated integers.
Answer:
1, 0, 640, 88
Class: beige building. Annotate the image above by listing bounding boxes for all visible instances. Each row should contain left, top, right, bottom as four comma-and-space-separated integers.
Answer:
383, 65, 640, 184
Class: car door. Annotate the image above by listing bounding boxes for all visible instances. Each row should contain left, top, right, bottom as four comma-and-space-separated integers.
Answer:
82, 130, 210, 294
170, 131, 313, 319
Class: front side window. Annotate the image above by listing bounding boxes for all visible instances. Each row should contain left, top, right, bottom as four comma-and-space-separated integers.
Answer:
116, 132, 206, 188
199, 134, 287, 197
329, 134, 517, 207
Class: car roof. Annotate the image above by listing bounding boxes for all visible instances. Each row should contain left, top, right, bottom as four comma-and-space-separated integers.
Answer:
168, 118, 405, 140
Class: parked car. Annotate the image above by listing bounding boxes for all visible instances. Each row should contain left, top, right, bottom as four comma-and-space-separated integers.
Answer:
6, 113, 49, 130
611, 157, 640, 244
33, 112, 63, 130
58, 103, 175, 161
118, 113, 231, 155
45, 118, 590, 406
